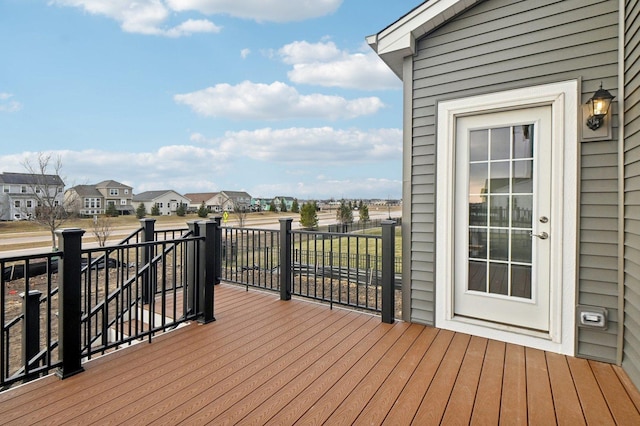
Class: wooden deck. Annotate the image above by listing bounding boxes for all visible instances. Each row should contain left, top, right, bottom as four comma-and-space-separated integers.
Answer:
1, 283, 640, 425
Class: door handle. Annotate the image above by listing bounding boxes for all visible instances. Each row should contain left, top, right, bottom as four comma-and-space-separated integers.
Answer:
530, 231, 548, 240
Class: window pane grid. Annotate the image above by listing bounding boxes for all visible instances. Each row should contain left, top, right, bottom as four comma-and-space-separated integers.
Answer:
468, 124, 534, 299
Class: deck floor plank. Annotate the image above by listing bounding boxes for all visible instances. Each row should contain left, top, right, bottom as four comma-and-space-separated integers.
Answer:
21, 293, 317, 424
500, 343, 527, 425
545, 351, 586, 425
287, 321, 412, 425
258, 320, 396, 425
440, 335, 488, 425
352, 326, 439, 426
192, 311, 377, 424
236, 315, 382, 426
525, 347, 556, 425
590, 360, 640, 424
412, 332, 472, 425
323, 323, 425, 425
1, 283, 639, 425
382, 329, 455, 424
470, 339, 505, 425
567, 356, 616, 425
94, 301, 338, 424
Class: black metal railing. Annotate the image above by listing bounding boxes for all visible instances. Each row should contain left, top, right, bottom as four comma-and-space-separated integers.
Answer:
221, 218, 399, 318
1, 218, 218, 388
1, 215, 397, 388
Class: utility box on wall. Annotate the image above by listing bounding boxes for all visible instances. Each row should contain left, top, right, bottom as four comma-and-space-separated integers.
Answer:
577, 305, 608, 330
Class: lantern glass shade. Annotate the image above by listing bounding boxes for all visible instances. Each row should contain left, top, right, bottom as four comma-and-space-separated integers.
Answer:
586, 84, 615, 131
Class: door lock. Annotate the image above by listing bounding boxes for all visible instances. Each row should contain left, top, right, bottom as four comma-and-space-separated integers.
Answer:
539, 216, 549, 223
530, 231, 549, 240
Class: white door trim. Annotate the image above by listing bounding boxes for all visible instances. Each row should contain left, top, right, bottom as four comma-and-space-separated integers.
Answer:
435, 80, 578, 355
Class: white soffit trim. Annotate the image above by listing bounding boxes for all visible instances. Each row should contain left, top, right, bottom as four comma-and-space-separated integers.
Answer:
367, 0, 481, 78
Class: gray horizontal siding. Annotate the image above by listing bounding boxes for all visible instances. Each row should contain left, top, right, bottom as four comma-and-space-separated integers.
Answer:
624, 0, 640, 391
408, 0, 619, 362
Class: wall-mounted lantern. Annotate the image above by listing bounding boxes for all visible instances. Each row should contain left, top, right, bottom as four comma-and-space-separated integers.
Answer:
586, 83, 615, 131
582, 82, 615, 142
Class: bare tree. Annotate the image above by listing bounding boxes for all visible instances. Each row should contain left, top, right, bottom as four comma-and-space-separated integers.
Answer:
91, 215, 112, 247
21, 153, 71, 250
234, 204, 248, 228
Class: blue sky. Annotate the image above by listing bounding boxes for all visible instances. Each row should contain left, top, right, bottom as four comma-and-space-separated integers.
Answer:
0, 0, 421, 200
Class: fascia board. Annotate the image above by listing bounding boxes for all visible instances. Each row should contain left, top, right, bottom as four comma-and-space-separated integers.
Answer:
368, 0, 480, 78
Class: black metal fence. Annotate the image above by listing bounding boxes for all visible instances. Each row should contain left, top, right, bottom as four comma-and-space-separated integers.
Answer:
221, 218, 399, 317
1, 216, 398, 388
1, 219, 217, 388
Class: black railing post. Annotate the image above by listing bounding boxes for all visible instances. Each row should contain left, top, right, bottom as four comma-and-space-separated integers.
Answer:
211, 216, 222, 287
55, 228, 85, 379
186, 220, 199, 316
279, 218, 292, 301
21, 289, 41, 378
198, 218, 218, 324
381, 220, 396, 324
140, 218, 156, 304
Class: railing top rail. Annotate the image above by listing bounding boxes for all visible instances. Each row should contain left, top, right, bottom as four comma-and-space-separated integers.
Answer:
0, 251, 61, 263
292, 229, 383, 239
117, 226, 144, 245
80, 235, 204, 256
221, 226, 278, 233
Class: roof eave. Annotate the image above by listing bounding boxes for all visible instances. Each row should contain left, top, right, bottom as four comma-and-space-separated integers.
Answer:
367, 0, 482, 79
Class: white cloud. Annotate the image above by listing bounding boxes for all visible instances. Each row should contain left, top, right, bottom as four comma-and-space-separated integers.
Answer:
251, 177, 401, 200
278, 40, 401, 91
0, 93, 23, 112
213, 126, 402, 163
0, 147, 229, 193
174, 81, 384, 120
165, 0, 343, 22
49, 0, 220, 37
240, 48, 251, 59
165, 19, 222, 37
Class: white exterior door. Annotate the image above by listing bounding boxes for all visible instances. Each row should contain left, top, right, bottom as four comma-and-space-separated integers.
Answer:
435, 81, 578, 355
454, 107, 551, 331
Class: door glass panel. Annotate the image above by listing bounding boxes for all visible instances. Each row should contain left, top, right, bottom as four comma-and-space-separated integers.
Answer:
511, 230, 532, 263
511, 265, 532, 298
490, 162, 510, 193
489, 262, 509, 295
489, 229, 509, 261
466, 122, 535, 300
490, 195, 509, 227
468, 261, 487, 292
512, 195, 532, 228
469, 229, 487, 258
490, 127, 510, 160
513, 124, 533, 159
469, 197, 487, 226
469, 163, 488, 196
470, 130, 488, 161
513, 160, 533, 193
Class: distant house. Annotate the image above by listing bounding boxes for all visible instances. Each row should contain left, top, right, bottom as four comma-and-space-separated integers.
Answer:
273, 196, 295, 212
251, 198, 271, 212
184, 192, 218, 212
0, 172, 65, 221
132, 190, 190, 216
65, 180, 134, 217
213, 191, 252, 212
368, 0, 640, 389
64, 185, 104, 217
95, 180, 134, 215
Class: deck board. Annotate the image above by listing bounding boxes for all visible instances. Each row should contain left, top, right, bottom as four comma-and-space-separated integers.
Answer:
1, 283, 640, 425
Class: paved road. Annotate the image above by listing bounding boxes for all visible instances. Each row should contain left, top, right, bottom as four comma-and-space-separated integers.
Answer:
0, 209, 399, 256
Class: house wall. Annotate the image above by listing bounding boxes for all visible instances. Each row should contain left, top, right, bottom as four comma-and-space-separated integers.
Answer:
624, 0, 640, 388
409, 0, 619, 362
